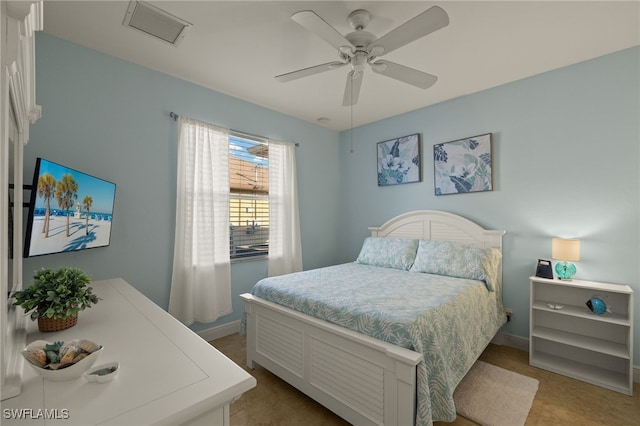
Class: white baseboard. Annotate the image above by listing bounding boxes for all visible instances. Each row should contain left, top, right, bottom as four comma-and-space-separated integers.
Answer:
196, 320, 241, 342
493, 331, 529, 352
496, 331, 640, 384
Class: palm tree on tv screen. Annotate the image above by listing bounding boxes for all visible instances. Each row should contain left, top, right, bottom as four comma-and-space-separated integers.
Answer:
82, 195, 93, 235
55, 174, 78, 237
37, 173, 56, 237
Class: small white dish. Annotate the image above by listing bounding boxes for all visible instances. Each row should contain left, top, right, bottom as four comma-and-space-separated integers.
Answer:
83, 361, 119, 383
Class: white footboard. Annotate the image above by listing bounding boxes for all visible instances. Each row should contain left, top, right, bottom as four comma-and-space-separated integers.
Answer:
241, 293, 423, 426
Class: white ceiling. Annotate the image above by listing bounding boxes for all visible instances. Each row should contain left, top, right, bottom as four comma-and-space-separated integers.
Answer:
39, 1, 639, 131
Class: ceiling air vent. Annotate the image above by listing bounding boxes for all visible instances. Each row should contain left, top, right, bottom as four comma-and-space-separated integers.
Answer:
123, 1, 192, 47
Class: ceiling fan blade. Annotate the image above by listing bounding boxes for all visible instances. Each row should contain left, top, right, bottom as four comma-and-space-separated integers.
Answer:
275, 61, 347, 82
342, 70, 363, 106
292, 10, 355, 53
370, 60, 437, 89
370, 6, 449, 56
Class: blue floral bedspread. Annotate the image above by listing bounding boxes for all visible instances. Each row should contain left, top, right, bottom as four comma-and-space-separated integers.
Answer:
250, 263, 506, 425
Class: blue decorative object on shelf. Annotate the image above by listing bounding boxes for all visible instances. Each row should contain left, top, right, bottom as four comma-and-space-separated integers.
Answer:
586, 297, 607, 315
555, 261, 577, 280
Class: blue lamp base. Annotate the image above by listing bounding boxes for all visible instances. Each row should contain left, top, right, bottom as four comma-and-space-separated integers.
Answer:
555, 261, 576, 280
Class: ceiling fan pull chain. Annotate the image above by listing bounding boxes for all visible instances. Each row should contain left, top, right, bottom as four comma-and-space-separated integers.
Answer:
350, 77, 355, 154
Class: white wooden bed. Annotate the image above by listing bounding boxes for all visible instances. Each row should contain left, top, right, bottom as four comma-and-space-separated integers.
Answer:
240, 210, 505, 426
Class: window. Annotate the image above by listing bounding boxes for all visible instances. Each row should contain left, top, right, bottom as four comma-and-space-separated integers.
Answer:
229, 133, 269, 260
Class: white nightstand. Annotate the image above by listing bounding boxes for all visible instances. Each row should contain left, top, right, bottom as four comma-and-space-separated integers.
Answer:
529, 276, 634, 396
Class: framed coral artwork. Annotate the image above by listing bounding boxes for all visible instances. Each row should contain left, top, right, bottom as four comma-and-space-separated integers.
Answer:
377, 133, 421, 186
433, 133, 492, 195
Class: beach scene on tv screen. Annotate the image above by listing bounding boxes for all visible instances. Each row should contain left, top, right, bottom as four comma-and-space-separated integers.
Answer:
27, 159, 116, 257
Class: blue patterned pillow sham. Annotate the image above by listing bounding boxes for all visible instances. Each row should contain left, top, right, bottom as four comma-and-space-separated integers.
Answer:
409, 240, 501, 291
355, 237, 418, 270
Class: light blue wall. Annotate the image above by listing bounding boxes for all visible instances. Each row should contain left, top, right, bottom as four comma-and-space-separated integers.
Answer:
25, 34, 640, 365
338, 46, 640, 365
25, 34, 342, 332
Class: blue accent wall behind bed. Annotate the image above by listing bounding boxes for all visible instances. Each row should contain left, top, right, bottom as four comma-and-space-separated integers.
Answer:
337, 46, 640, 365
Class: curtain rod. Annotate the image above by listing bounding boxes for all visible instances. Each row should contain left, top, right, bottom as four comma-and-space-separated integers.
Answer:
169, 112, 299, 147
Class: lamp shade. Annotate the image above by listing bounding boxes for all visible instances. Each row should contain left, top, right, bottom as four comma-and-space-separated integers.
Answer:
551, 238, 580, 262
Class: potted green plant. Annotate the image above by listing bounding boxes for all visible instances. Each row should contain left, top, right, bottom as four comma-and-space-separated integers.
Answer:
12, 267, 99, 332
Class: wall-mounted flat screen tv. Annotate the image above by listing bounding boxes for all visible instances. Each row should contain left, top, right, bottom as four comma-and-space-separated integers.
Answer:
24, 158, 116, 258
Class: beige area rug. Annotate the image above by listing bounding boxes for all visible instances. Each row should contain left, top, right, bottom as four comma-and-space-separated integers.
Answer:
453, 361, 539, 426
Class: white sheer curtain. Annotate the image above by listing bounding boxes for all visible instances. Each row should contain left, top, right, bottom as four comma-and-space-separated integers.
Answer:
169, 117, 232, 325
268, 139, 303, 277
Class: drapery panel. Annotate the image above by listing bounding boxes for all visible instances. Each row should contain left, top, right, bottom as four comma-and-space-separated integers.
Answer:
169, 117, 232, 325
267, 139, 303, 277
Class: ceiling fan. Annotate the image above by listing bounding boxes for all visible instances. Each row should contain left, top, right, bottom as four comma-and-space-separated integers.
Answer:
275, 6, 449, 106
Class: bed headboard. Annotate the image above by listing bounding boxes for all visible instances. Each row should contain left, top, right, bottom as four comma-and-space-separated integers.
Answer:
369, 210, 505, 250
369, 210, 506, 291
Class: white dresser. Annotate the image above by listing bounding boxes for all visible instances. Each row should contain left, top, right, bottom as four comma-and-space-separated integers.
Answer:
2, 278, 256, 425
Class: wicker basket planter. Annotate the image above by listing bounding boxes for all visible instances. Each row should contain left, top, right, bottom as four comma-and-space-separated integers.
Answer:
37, 314, 78, 332
12, 268, 98, 333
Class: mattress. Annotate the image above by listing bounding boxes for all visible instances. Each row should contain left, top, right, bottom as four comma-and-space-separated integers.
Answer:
251, 262, 506, 424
